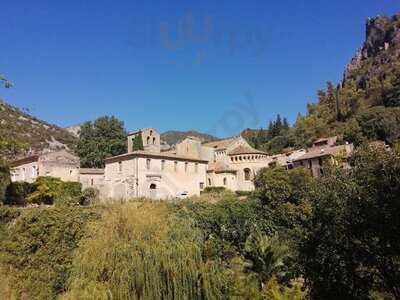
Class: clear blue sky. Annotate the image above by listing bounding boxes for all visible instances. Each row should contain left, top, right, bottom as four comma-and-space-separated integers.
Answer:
1, 1, 399, 138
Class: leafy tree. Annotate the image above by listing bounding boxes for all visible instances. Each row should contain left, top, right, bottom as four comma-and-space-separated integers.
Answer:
356, 106, 400, 144
300, 145, 400, 299
0, 160, 11, 204
131, 133, 144, 151
76, 116, 127, 168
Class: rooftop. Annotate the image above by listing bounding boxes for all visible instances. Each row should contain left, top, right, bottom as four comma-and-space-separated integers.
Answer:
293, 144, 352, 161
228, 145, 266, 156
104, 150, 209, 164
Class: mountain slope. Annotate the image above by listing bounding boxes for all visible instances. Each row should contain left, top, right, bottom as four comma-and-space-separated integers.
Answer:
161, 130, 218, 146
242, 12, 400, 153
0, 100, 77, 159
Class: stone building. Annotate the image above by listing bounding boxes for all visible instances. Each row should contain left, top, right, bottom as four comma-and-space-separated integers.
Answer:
102, 129, 208, 200
293, 137, 354, 177
10, 150, 80, 183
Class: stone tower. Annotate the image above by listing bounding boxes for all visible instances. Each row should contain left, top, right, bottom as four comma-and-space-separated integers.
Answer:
127, 128, 161, 153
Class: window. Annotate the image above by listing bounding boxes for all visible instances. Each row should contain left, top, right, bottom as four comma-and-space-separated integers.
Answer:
208, 178, 212, 186
308, 160, 312, 169
69, 169, 73, 175
91, 178, 94, 186
147, 136, 150, 145
150, 130, 153, 136
318, 157, 323, 166
32, 166, 37, 177
223, 177, 227, 186
161, 160, 165, 170
195, 163, 198, 173
153, 137, 156, 144
118, 161, 122, 172
174, 161, 178, 172
200, 182, 204, 190
185, 162, 188, 172
146, 159, 151, 170
244, 168, 251, 181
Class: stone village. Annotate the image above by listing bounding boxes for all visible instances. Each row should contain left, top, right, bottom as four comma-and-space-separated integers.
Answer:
10, 128, 354, 200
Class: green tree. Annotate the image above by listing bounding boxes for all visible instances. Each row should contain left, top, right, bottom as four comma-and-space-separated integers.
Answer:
300, 145, 400, 299
0, 160, 11, 204
76, 116, 127, 168
131, 133, 144, 151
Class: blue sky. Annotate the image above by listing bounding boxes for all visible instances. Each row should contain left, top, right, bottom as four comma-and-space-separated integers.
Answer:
1, 0, 399, 138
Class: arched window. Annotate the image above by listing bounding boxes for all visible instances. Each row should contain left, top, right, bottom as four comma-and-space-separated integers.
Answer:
150, 183, 156, 189
146, 159, 151, 170
147, 136, 150, 145
150, 130, 153, 136
244, 168, 251, 181
223, 177, 227, 186
153, 137, 156, 144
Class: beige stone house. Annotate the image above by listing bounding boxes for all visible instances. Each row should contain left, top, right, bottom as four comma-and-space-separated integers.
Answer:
10, 150, 80, 183
293, 137, 354, 177
102, 129, 208, 200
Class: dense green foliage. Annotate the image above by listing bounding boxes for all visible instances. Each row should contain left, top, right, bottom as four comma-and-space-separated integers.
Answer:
130, 133, 144, 151
26, 177, 82, 206
76, 116, 127, 168
0, 206, 99, 299
300, 145, 400, 299
0, 160, 11, 204
4, 181, 33, 206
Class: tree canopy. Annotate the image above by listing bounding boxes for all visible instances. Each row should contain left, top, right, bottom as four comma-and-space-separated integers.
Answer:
76, 116, 127, 168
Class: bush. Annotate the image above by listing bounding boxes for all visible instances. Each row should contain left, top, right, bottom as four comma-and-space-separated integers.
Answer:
5, 181, 33, 206
202, 186, 226, 194
61, 202, 228, 299
0, 206, 99, 299
26, 177, 82, 206
0, 160, 11, 204
80, 187, 99, 206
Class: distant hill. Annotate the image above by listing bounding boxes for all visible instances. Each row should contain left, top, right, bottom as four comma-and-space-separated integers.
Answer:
161, 130, 218, 146
0, 100, 77, 159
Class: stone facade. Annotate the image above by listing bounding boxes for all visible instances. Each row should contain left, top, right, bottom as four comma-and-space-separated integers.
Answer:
103, 129, 208, 200
293, 137, 354, 177
11, 150, 80, 183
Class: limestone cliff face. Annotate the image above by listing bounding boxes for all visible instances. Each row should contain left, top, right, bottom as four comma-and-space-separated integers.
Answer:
344, 13, 400, 84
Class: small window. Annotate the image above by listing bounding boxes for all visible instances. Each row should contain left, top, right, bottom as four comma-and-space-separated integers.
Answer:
161, 160, 165, 170
208, 178, 212, 186
185, 162, 188, 172
118, 161, 122, 172
147, 136, 150, 145
174, 161, 178, 172
200, 182, 204, 190
91, 178, 94, 186
195, 163, 198, 173
69, 169, 73, 175
153, 137, 156, 144
244, 168, 251, 181
308, 160, 312, 169
146, 159, 151, 170
223, 178, 227, 186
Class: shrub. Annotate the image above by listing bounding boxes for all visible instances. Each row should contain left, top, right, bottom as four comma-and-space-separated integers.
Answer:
5, 181, 33, 206
61, 202, 228, 299
80, 187, 99, 206
0, 160, 11, 204
26, 177, 82, 206
202, 186, 226, 194
0, 206, 99, 299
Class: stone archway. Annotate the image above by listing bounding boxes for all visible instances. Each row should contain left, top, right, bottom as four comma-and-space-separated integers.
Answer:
149, 183, 157, 199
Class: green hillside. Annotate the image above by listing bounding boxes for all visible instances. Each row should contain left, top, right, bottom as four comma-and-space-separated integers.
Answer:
243, 13, 400, 154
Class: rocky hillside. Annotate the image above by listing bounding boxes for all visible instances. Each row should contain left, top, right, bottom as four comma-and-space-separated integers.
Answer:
161, 130, 217, 146
0, 100, 77, 159
243, 12, 400, 154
